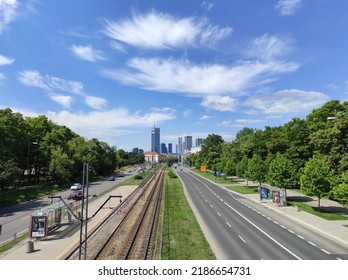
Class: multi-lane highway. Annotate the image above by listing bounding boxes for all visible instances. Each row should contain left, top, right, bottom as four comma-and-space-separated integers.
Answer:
176, 168, 348, 260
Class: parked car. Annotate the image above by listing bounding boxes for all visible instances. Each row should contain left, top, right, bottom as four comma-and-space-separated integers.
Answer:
70, 183, 82, 190
67, 190, 83, 200
117, 172, 125, 177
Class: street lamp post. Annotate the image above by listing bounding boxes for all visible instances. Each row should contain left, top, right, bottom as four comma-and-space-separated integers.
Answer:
25, 141, 38, 201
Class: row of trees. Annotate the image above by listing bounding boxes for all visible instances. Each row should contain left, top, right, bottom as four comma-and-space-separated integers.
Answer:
0, 108, 144, 190
186, 100, 348, 207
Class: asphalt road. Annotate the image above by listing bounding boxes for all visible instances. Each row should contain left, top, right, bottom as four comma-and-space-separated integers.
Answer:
176, 168, 348, 260
0, 174, 132, 245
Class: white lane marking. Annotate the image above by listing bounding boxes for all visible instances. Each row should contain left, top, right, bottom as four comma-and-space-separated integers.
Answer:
239, 235, 246, 243
308, 241, 316, 247
288, 229, 294, 234
226, 222, 232, 228
280, 225, 286, 229
217, 212, 221, 216
224, 201, 302, 260
321, 249, 330, 254
297, 235, 304, 240
210, 204, 213, 208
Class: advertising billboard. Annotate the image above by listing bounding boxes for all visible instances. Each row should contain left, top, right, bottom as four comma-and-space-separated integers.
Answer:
30, 215, 47, 238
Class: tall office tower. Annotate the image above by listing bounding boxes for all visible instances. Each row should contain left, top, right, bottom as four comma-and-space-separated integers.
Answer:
161, 143, 167, 154
184, 135, 193, 153
195, 138, 203, 147
151, 127, 160, 153
132, 147, 139, 153
178, 137, 183, 155
168, 143, 173, 154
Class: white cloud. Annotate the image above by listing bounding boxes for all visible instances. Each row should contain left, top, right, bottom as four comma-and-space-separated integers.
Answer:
201, 95, 237, 112
201, 1, 215, 11
275, 0, 302, 16
0, 0, 19, 34
199, 115, 213, 120
0, 53, 15, 65
245, 89, 330, 114
17, 70, 107, 110
85, 95, 107, 110
46, 107, 176, 139
0, 72, 5, 83
217, 119, 264, 128
18, 69, 49, 90
183, 109, 192, 118
245, 34, 293, 60
18, 69, 85, 94
102, 57, 299, 96
70, 45, 106, 62
103, 10, 232, 50
49, 94, 73, 109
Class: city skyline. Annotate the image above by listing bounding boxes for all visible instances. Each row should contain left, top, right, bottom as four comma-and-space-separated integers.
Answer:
1, 1, 347, 151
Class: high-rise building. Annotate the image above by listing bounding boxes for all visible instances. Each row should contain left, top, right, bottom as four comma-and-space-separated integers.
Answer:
178, 137, 183, 155
161, 143, 167, 154
184, 135, 192, 153
195, 138, 203, 147
151, 127, 160, 153
168, 143, 173, 154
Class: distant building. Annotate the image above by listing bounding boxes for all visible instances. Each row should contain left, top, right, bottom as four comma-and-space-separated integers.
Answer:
195, 138, 203, 147
132, 147, 139, 153
161, 143, 167, 154
184, 135, 192, 153
168, 143, 173, 154
144, 151, 167, 163
151, 127, 160, 153
177, 137, 183, 155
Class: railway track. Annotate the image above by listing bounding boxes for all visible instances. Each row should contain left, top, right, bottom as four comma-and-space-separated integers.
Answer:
65, 166, 165, 260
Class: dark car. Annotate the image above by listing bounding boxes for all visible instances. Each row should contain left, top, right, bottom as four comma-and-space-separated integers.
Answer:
108, 176, 115, 181
67, 190, 83, 200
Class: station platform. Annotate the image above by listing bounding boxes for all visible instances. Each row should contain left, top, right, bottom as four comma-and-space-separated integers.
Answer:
0, 185, 138, 260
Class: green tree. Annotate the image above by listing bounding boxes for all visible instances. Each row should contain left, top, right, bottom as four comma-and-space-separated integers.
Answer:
50, 146, 74, 183
0, 159, 21, 191
332, 171, 348, 207
246, 154, 268, 186
267, 153, 297, 189
300, 157, 334, 207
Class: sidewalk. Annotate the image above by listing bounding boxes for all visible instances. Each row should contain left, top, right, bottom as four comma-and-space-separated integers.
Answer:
0, 185, 138, 260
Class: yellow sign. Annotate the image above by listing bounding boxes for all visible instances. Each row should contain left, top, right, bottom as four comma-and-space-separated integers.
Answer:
200, 166, 206, 172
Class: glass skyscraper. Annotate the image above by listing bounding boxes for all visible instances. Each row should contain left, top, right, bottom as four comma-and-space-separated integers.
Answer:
151, 127, 160, 153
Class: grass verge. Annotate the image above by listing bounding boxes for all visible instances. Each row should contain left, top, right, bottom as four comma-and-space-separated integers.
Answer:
287, 199, 348, 221
161, 170, 216, 260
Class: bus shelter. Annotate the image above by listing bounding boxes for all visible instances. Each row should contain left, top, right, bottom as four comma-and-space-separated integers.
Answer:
259, 185, 287, 206
30, 199, 79, 239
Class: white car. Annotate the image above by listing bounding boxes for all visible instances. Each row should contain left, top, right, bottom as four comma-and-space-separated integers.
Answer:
70, 183, 82, 190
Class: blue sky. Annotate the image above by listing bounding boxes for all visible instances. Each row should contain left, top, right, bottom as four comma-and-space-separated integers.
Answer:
0, 0, 347, 152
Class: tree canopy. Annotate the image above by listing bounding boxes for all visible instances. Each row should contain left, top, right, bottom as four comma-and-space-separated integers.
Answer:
186, 100, 348, 208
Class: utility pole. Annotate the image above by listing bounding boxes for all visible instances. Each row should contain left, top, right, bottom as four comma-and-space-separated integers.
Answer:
79, 163, 89, 260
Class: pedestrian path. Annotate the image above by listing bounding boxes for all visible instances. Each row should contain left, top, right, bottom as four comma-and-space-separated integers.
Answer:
0, 185, 138, 260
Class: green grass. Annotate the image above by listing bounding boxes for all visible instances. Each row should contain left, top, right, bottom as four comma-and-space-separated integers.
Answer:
225, 184, 259, 194
0, 232, 29, 254
0, 183, 68, 209
161, 170, 216, 260
287, 199, 348, 221
189, 167, 235, 184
